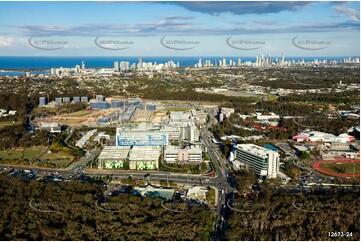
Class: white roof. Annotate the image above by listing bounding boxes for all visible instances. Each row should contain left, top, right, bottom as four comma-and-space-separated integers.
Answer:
98, 146, 131, 160
129, 146, 161, 161
235, 144, 278, 157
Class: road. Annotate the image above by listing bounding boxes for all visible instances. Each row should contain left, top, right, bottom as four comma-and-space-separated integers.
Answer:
200, 109, 233, 240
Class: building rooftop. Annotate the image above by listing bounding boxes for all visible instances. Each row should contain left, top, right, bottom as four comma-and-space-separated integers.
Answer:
133, 184, 174, 199
236, 144, 278, 157
165, 145, 202, 154
98, 146, 131, 160
128, 146, 161, 161
93, 132, 106, 142
76, 129, 97, 147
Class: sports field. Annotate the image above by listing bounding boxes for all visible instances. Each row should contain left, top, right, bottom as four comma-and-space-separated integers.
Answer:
313, 159, 360, 178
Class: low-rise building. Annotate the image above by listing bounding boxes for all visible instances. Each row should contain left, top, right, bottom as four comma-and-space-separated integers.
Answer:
75, 129, 97, 148
97, 146, 131, 169
293, 131, 355, 143
133, 184, 174, 199
218, 107, 235, 122
38, 122, 61, 133
186, 186, 208, 201
128, 146, 160, 170
164, 145, 202, 163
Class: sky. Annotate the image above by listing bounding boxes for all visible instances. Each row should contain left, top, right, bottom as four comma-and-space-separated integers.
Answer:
0, 1, 359, 57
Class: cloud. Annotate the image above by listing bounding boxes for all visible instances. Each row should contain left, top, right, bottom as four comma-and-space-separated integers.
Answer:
0, 36, 13, 47
11, 11, 359, 38
164, 15, 194, 20
164, 1, 312, 15
254, 20, 278, 25
14, 18, 198, 36
332, 3, 360, 22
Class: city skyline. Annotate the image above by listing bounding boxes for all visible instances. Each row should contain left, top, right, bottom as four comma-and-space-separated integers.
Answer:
0, 1, 359, 56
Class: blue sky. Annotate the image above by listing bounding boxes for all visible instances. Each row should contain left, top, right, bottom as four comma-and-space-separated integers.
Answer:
0, 1, 359, 56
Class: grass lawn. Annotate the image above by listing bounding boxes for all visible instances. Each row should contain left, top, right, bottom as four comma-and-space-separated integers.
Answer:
0, 149, 24, 160
42, 151, 73, 160
0, 121, 21, 129
319, 163, 360, 174
0, 146, 75, 168
266, 95, 278, 101
23, 146, 47, 160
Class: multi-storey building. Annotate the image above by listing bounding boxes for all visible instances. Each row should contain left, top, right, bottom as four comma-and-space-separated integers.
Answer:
164, 145, 202, 163
233, 144, 280, 178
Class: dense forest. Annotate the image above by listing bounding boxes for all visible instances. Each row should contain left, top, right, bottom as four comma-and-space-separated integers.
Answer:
224, 188, 360, 241
0, 175, 215, 240
222, 170, 360, 241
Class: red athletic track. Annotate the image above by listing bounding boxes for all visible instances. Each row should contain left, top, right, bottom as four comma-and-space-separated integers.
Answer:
313, 159, 360, 178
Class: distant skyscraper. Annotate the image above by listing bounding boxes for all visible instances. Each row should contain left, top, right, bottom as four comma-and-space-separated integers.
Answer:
75, 65, 80, 73
237, 58, 241, 66
198, 58, 202, 67
281, 51, 285, 66
138, 56, 143, 70
222, 58, 226, 66
81, 61, 85, 71
114, 61, 119, 72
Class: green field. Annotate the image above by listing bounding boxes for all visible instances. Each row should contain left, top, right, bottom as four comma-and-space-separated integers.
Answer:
41, 151, 74, 167
0, 146, 74, 168
319, 163, 360, 174
0, 121, 21, 129
0, 146, 46, 161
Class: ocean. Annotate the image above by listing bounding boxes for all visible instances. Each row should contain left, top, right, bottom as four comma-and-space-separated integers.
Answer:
0, 56, 351, 76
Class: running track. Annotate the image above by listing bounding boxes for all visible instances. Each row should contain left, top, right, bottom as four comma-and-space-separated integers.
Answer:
313, 159, 360, 178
